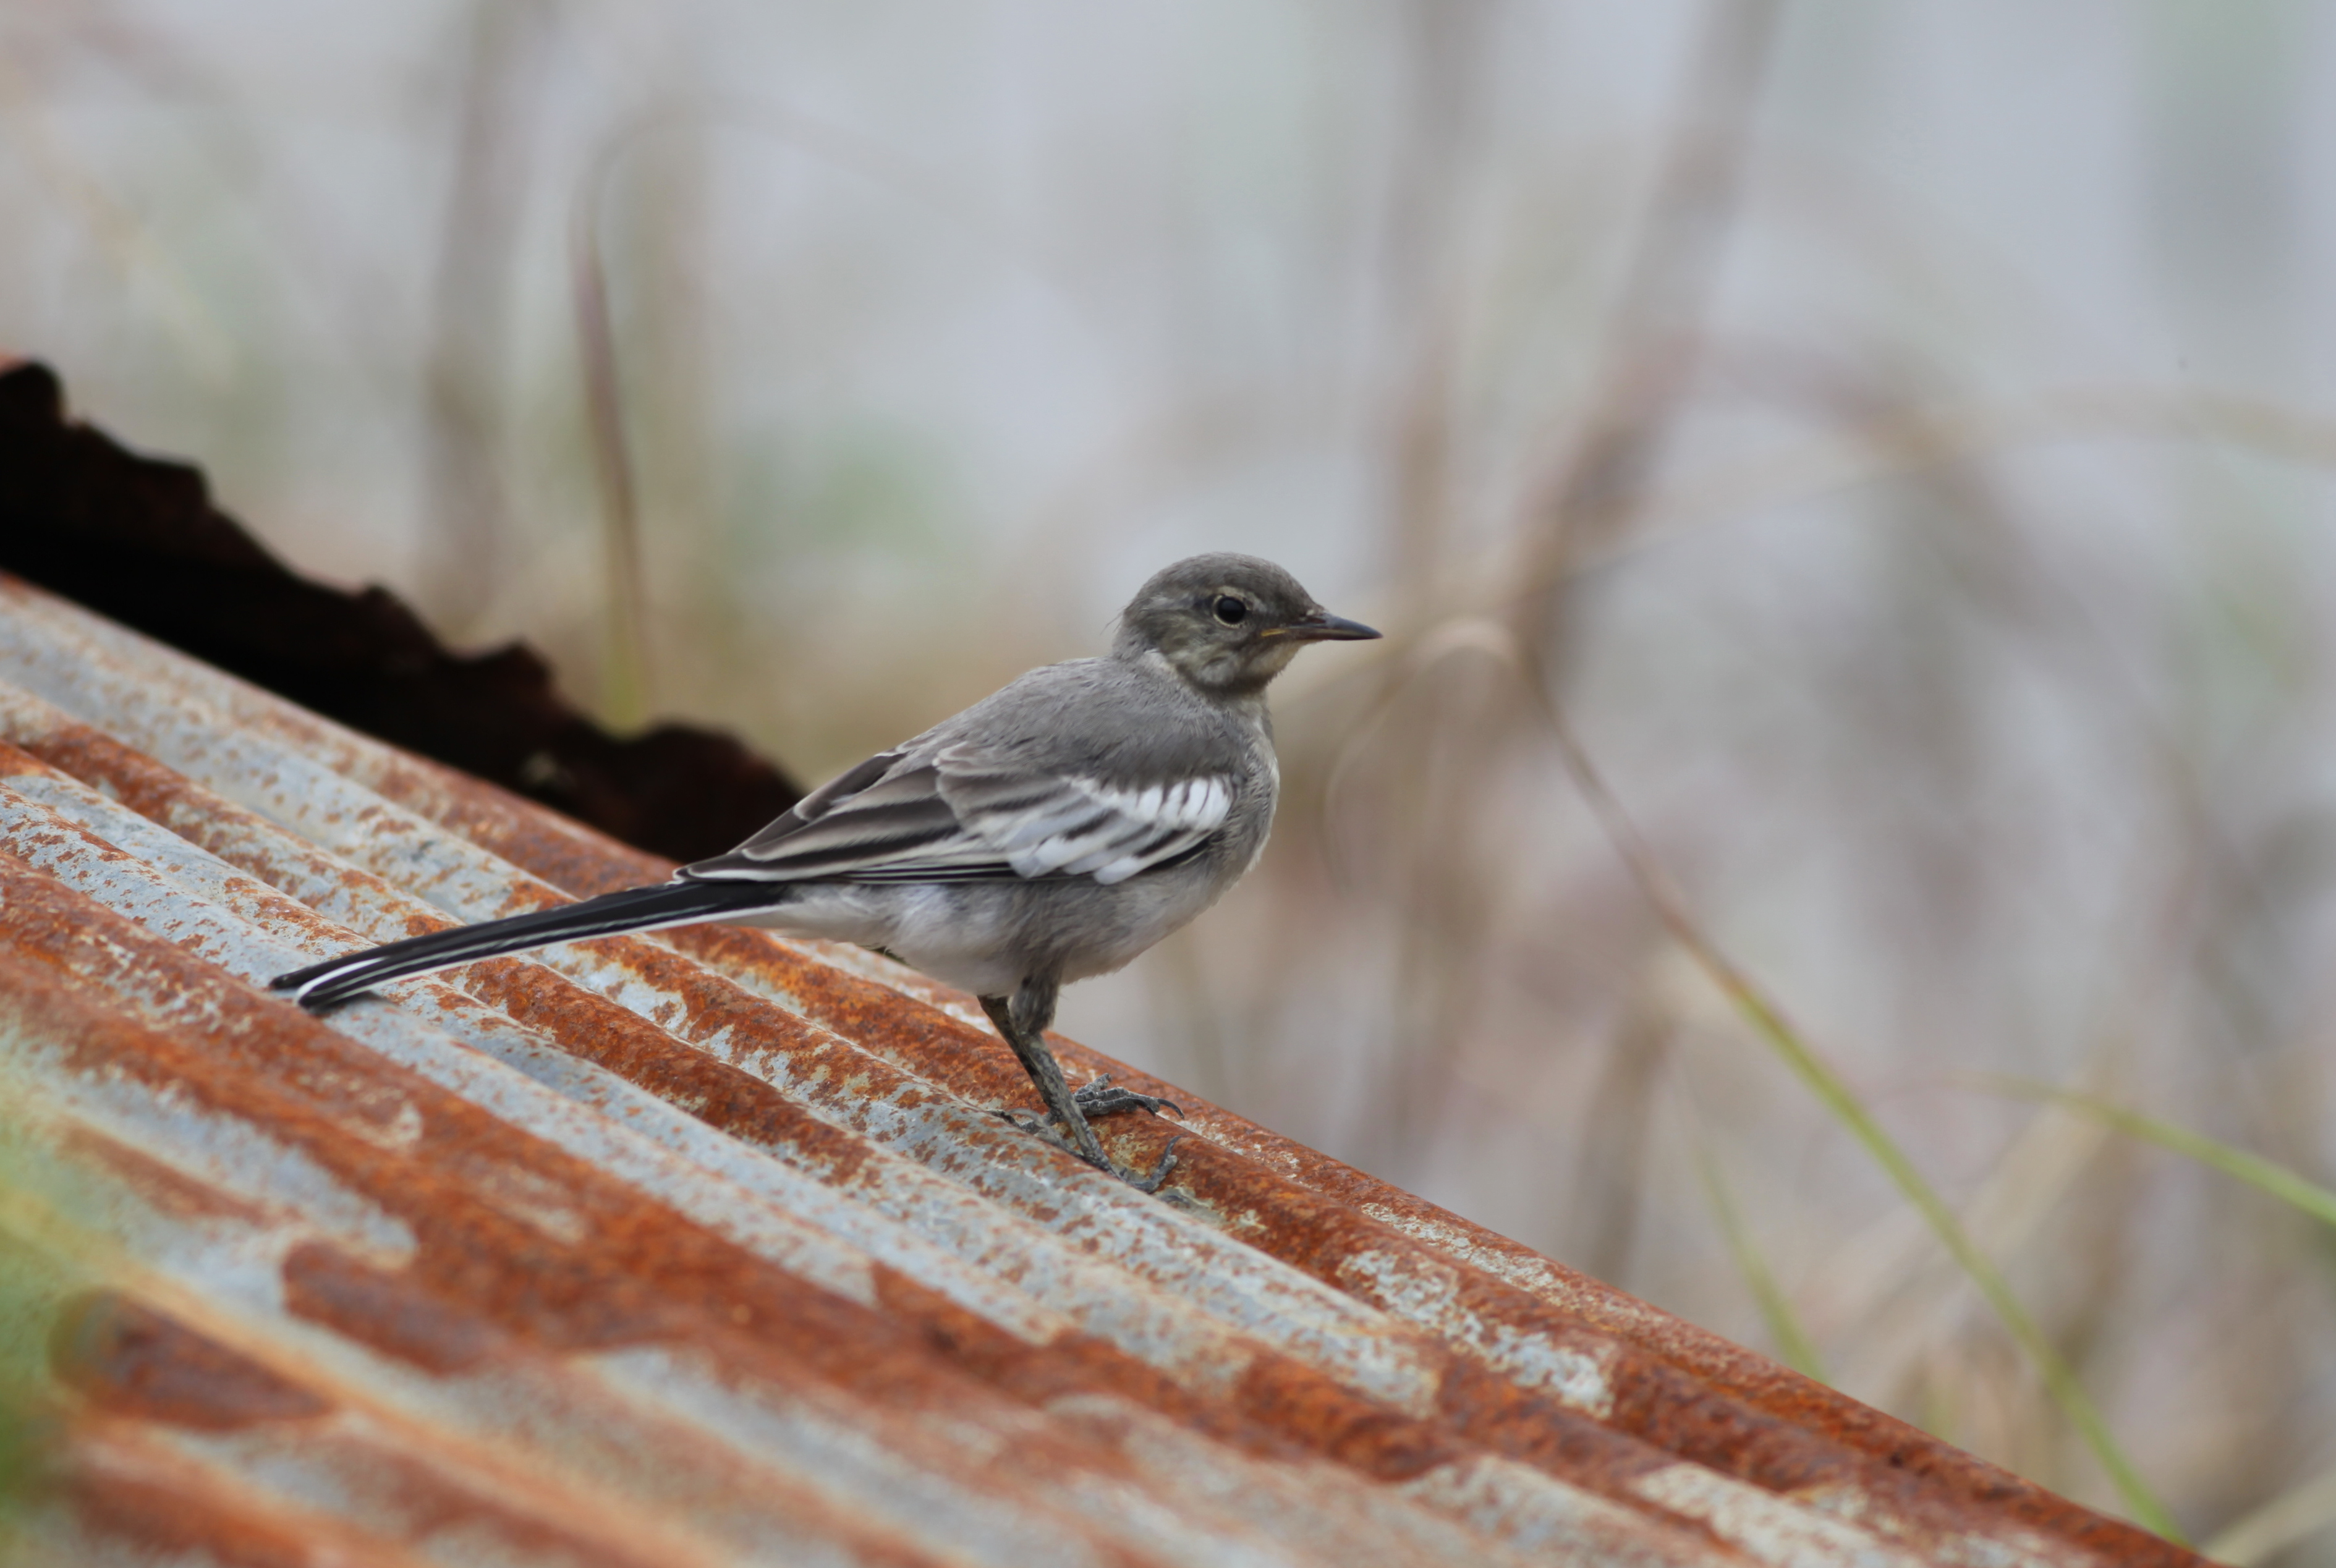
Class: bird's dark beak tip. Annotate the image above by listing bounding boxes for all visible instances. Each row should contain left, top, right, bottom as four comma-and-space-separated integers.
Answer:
1296, 612, 1381, 643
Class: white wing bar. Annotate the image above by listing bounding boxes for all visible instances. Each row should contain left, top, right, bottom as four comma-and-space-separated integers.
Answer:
982, 774, 1233, 884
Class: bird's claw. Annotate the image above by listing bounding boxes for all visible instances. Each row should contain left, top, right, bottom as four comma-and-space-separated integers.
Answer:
1118, 1135, 1182, 1193
1073, 1075, 1185, 1121
990, 1106, 1055, 1138
990, 1106, 1182, 1192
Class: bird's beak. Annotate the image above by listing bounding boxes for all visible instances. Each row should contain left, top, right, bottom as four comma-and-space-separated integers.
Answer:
1280, 609, 1382, 643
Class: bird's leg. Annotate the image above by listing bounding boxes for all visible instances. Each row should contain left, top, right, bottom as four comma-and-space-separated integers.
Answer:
979, 982, 1178, 1192
979, 982, 1106, 1168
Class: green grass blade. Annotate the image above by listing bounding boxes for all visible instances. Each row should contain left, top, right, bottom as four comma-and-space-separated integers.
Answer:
1531, 677, 2184, 1543
1717, 991, 2179, 1539
1976, 1077, 2336, 1230
1688, 1133, 1830, 1381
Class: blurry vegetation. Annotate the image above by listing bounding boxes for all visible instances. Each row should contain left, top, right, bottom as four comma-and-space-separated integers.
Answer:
5, 0, 2336, 1553
0, 1234, 64, 1559
0, 1121, 131, 1561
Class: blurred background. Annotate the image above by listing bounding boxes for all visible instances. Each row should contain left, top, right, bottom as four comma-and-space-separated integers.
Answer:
5, 0, 2336, 1553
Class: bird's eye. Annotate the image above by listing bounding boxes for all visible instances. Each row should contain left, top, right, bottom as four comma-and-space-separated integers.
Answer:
1212, 595, 1248, 626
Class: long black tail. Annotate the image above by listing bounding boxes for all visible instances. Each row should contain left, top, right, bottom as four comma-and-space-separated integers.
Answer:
268, 878, 786, 1010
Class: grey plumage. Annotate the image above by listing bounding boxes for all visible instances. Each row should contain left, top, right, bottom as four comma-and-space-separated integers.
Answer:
271, 553, 1378, 1187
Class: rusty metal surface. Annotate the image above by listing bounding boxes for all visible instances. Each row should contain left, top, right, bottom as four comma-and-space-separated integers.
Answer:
0, 573, 2201, 1568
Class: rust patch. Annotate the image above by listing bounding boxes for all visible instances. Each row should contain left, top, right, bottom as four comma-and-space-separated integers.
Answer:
57, 1459, 412, 1568
1219, 1352, 1463, 1483
462, 961, 880, 1190
57, 1410, 669, 1568
51, 1290, 331, 1430
426, 776, 675, 899
282, 1244, 508, 1378
60, 1125, 278, 1229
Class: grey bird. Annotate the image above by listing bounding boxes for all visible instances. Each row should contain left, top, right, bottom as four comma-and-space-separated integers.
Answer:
270, 554, 1379, 1188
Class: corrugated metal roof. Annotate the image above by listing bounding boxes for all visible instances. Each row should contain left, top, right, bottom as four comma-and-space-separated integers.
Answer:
0, 572, 2199, 1568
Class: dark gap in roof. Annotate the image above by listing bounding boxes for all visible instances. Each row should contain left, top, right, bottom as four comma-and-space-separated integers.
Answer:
0, 360, 800, 862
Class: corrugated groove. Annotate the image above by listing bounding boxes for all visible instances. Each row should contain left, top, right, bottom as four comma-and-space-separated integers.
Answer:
0, 574, 2198, 1567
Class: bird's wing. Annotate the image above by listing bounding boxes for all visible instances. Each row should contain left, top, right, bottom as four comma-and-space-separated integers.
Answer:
682, 744, 1235, 887
934, 753, 1234, 883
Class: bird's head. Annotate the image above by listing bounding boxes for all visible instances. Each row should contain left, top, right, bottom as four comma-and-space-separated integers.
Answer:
1113, 553, 1380, 696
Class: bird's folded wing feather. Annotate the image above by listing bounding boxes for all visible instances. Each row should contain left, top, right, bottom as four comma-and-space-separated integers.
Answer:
682, 744, 1234, 887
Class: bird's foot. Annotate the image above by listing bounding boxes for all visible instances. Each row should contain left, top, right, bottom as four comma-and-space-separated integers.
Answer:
990, 1106, 1182, 1192
1115, 1135, 1182, 1193
1073, 1075, 1184, 1121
